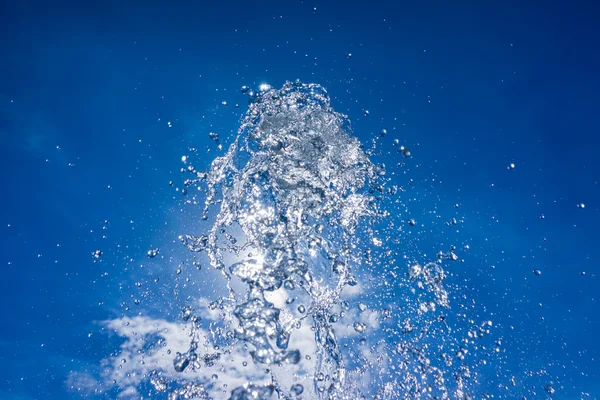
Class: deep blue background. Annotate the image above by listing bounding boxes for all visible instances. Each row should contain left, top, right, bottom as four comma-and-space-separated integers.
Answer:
1, 0, 599, 398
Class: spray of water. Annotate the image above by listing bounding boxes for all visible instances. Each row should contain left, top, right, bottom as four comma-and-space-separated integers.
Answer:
163, 81, 487, 399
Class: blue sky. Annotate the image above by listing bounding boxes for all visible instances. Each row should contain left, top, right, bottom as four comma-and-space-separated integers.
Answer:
1, 0, 599, 398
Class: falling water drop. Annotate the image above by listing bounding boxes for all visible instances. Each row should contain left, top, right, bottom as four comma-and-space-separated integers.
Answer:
290, 383, 304, 395
354, 321, 367, 333
147, 248, 159, 258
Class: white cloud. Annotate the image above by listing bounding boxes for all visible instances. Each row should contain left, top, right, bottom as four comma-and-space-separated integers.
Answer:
98, 315, 269, 398
73, 266, 372, 399
89, 308, 330, 399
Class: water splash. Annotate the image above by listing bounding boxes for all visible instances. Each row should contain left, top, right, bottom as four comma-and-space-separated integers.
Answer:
195, 81, 380, 398
165, 81, 484, 399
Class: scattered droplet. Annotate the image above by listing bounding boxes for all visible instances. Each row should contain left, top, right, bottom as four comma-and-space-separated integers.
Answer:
181, 305, 193, 321
284, 280, 295, 290
290, 383, 304, 395
533, 269, 542, 276
209, 132, 219, 142
332, 260, 346, 274
147, 248, 159, 258
379, 128, 387, 137
259, 83, 272, 92
173, 353, 189, 372
353, 321, 367, 333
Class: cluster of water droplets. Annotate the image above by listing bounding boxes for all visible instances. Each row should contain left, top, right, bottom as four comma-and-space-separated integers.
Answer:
161, 81, 487, 399
214, 81, 378, 397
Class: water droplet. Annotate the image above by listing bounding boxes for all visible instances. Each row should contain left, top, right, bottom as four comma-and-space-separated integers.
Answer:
290, 383, 304, 395
284, 280, 295, 290
544, 383, 555, 394
408, 218, 417, 226
92, 249, 102, 259
259, 83, 272, 92
533, 269, 542, 276
297, 305, 306, 313
402, 148, 412, 158
353, 321, 367, 333
332, 260, 346, 274
147, 248, 159, 258
209, 132, 219, 142
173, 353, 189, 372
240, 85, 250, 94
379, 128, 387, 137
181, 306, 193, 321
